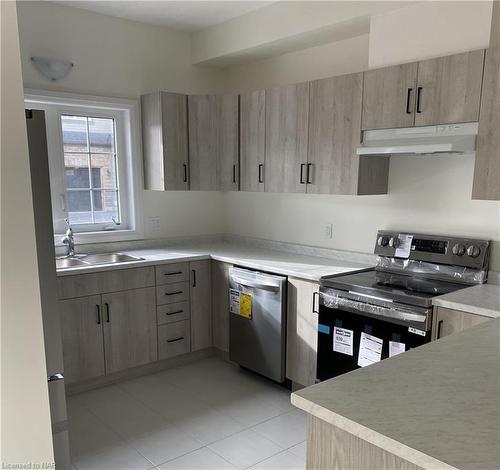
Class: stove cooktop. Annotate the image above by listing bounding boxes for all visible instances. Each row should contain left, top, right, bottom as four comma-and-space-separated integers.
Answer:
321, 269, 468, 308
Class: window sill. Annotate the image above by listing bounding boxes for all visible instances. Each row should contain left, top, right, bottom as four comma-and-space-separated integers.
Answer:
54, 228, 143, 247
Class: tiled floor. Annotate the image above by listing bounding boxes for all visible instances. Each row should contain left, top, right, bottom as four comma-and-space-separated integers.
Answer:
68, 357, 306, 470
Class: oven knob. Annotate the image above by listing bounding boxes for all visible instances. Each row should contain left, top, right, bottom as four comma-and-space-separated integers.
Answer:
389, 237, 401, 248
452, 243, 466, 256
378, 236, 390, 247
467, 245, 481, 258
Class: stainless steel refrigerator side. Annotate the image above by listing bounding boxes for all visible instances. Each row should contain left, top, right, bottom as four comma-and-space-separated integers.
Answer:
26, 109, 71, 469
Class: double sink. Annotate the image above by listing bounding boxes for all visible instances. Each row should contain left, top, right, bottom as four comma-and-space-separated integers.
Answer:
56, 252, 144, 269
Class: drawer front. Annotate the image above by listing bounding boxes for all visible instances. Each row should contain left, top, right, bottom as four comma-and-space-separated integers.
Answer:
156, 263, 189, 285
99, 267, 155, 293
157, 302, 190, 325
57, 273, 100, 299
156, 282, 189, 305
158, 321, 191, 359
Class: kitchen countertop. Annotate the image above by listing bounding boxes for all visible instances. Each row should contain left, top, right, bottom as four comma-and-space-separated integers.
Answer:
433, 283, 500, 318
56, 241, 372, 282
292, 318, 500, 470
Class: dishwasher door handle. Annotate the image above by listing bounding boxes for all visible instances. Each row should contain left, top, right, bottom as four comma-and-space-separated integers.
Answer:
231, 276, 280, 292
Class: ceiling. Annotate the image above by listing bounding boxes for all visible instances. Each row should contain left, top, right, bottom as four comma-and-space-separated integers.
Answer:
51, 1, 274, 31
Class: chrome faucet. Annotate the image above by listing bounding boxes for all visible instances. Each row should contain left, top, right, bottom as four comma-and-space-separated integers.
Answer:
61, 218, 75, 257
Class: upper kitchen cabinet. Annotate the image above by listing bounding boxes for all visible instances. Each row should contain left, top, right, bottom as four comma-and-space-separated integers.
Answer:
265, 82, 309, 193
240, 90, 265, 192
414, 50, 484, 127
362, 62, 418, 130
141, 92, 189, 191
473, 2, 500, 200
188, 94, 239, 191
308, 73, 389, 195
362, 51, 485, 130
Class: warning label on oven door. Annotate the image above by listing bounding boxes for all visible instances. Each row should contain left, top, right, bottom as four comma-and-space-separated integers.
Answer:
333, 327, 354, 356
357, 332, 383, 367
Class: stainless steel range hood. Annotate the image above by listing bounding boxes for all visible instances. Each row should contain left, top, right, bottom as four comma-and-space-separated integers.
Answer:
356, 122, 478, 156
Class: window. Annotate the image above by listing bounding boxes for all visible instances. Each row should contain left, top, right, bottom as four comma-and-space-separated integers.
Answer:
24, 90, 143, 243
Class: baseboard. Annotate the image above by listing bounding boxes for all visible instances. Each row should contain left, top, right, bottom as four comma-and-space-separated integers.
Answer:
66, 348, 214, 395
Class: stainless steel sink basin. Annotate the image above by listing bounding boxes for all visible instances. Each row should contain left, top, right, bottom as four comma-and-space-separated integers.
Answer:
56, 257, 88, 269
56, 252, 144, 269
83, 253, 144, 265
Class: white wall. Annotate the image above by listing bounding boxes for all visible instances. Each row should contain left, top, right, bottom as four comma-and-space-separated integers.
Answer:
222, 34, 369, 93
0, 1, 54, 465
222, 1, 500, 270
16, 1, 226, 241
369, 1, 493, 68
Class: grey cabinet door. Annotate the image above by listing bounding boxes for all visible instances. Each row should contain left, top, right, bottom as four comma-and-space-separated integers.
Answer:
59, 295, 104, 384
102, 287, 157, 374
190, 260, 212, 351
473, 47, 500, 200
188, 95, 218, 190
240, 90, 265, 192
286, 278, 319, 387
362, 62, 418, 130
415, 50, 484, 127
141, 92, 189, 190
308, 73, 363, 195
265, 82, 309, 193
211, 261, 232, 352
217, 94, 239, 191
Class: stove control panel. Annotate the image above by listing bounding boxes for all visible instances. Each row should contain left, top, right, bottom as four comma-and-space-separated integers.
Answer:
374, 231, 490, 269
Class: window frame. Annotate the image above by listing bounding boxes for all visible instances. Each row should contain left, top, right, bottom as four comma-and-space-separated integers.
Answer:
24, 89, 144, 245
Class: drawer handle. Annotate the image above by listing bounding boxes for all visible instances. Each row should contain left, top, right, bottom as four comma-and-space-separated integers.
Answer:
165, 291, 183, 296
166, 310, 183, 316
164, 271, 183, 276
167, 336, 184, 343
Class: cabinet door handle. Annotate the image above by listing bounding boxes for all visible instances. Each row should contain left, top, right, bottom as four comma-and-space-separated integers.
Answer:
406, 88, 414, 114
232, 165, 237, 183
96, 304, 101, 325
312, 292, 319, 314
306, 163, 313, 184
192, 269, 196, 287
104, 303, 110, 323
167, 336, 184, 343
258, 164, 264, 183
183, 163, 188, 183
165, 291, 183, 296
164, 271, 182, 276
166, 310, 184, 316
436, 319, 443, 339
416, 87, 423, 113
300, 163, 306, 184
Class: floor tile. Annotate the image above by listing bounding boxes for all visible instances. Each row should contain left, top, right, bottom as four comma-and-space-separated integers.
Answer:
208, 429, 283, 469
249, 450, 305, 469
72, 443, 153, 470
68, 385, 129, 408
175, 406, 245, 445
158, 447, 237, 469
251, 410, 306, 448
128, 423, 203, 466
287, 441, 306, 461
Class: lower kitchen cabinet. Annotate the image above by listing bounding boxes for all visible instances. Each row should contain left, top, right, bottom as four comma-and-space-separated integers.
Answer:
212, 261, 232, 352
102, 287, 157, 374
59, 295, 105, 384
190, 260, 212, 351
432, 306, 489, 340
158, 320, 191, 359
286, 278, 319, 387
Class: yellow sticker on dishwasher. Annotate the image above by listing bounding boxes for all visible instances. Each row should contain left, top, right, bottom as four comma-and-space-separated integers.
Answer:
239, 292, 252, 319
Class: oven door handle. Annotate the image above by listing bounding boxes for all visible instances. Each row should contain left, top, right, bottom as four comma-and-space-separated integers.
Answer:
323, 293, 427, 323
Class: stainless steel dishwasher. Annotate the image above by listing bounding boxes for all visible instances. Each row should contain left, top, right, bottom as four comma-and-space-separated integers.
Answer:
229, 267, 287, 383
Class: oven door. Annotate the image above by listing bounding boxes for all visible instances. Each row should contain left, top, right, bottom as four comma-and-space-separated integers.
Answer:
316, 289, 432, 382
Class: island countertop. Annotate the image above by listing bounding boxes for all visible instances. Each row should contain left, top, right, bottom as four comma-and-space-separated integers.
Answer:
291, 318, 500, 470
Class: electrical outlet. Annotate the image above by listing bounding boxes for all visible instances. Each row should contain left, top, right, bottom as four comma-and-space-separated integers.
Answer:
149, 216, 161, 233
324, 223, 333, 239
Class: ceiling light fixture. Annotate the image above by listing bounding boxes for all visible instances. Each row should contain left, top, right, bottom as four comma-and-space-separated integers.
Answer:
30, 56, 74, 81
